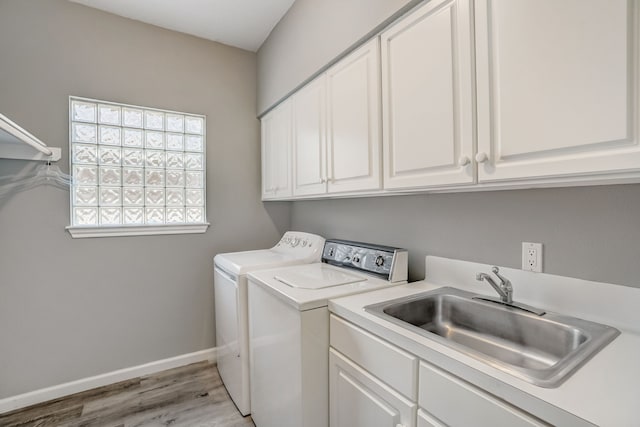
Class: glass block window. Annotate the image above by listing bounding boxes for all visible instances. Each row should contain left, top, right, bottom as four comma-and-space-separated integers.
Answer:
69, 97, 206, 233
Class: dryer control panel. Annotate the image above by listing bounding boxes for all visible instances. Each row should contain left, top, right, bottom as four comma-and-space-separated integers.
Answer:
273, 231, 326, 257
322, 239, 408, 283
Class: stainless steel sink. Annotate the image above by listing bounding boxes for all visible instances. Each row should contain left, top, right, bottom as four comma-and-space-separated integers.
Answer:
365, 287, 620, 387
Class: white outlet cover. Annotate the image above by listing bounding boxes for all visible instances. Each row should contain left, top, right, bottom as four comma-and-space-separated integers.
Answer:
522, 242, 543, 273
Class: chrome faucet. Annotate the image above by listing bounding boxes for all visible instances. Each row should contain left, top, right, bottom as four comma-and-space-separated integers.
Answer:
474, 267, 546, 315
476, 266, 513, 304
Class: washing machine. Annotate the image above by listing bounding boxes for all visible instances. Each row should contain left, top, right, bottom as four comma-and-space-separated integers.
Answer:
247, 239, 408, 427
213, 231, 325, 416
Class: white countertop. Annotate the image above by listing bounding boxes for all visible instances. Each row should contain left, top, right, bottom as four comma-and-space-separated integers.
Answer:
328, 256, 640, 427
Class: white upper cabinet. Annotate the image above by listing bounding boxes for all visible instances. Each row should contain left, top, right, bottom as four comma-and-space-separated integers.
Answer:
262, 0, 640, 200
475, 0, 640, 183
292, 38, 382, 197
326, 38, 382, 193
293, 76, 327, 196
381, 0, 475, 190
261, 100, 292, 200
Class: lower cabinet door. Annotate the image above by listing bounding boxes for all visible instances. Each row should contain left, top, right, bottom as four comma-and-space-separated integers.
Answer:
417, 409, 446, 427
419, 362, 548, 427
330, 349, 416, 427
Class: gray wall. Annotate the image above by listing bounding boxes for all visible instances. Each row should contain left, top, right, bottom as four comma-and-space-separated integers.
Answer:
290, 186, 640, 287
260, 0, 640, 288
257, 0, 417, 114
0, 0, 289, 398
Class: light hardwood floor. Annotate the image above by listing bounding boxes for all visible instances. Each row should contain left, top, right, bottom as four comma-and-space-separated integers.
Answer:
0, 361, 254, 427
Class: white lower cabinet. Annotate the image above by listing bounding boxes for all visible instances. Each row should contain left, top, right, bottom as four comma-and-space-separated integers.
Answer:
417, 410, 445, 427
418, 362, 548, 427
329, 315, 561, 427
330, 349, 416, 427
330, 315, 417, 398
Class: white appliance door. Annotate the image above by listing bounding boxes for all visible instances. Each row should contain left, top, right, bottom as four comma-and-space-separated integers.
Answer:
214, 266, 249, 415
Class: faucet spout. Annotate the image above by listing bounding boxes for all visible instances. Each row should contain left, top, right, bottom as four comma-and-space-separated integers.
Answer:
476, 268, 513, 304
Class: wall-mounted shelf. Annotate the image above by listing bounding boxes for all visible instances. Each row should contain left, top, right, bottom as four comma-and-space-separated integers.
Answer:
0, 113, 61, 161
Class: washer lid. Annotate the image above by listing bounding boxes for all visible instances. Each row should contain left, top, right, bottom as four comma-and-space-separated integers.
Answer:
213, 232, 325, 276
247, 263, 399, 311
274, 264, 366, 289
214, 249, 298, 276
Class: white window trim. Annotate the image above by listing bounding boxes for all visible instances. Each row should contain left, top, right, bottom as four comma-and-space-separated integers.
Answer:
66, 223, 209, 239
67, 96, 209, 238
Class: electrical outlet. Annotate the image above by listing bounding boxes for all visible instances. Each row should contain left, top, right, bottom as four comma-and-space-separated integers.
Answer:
522, 242, 543, 273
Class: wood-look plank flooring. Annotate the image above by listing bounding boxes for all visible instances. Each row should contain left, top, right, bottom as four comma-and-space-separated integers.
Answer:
0, 361, 254, 427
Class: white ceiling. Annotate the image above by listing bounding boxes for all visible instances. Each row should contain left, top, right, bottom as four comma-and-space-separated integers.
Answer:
69, 0, 296, 52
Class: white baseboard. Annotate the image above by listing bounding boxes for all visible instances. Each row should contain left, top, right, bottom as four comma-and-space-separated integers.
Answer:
0, 347, 217, 414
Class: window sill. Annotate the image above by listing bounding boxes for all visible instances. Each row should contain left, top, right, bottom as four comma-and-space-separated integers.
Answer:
66, 223, 210, 238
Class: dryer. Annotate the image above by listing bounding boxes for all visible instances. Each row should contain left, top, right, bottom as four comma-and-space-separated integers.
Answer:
247, 239, 408, 427
213, 231, 325, 416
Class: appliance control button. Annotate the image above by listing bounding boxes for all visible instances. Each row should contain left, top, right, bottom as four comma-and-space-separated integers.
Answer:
292, 238, 300, 247
353, 256, 360, 263
302, 239, 308, 247
375, 255, 385, 267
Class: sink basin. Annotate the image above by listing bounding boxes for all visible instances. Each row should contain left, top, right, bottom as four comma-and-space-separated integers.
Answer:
364, 287, 619, 387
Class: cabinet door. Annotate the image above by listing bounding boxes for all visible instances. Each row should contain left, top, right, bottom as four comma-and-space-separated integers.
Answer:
261, 100, 292, 199
417, 410, 446, 427
293, 76, 327, 196
475, 0, 640, 182
419, 362, 548, 427
326, 38, 382, 193
382, 0, 475, 190
330, 349, 416, 427
330, 315, 417, 400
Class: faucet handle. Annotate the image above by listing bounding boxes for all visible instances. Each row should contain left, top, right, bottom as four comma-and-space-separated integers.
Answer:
477, 267, 513, 304
491, 266, 512, 288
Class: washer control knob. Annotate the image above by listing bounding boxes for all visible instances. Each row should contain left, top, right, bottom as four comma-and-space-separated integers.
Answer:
291, 238, 300, 247
375, 255, 385, 267
302, 239, 308, 247
353, 255, 360, 263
